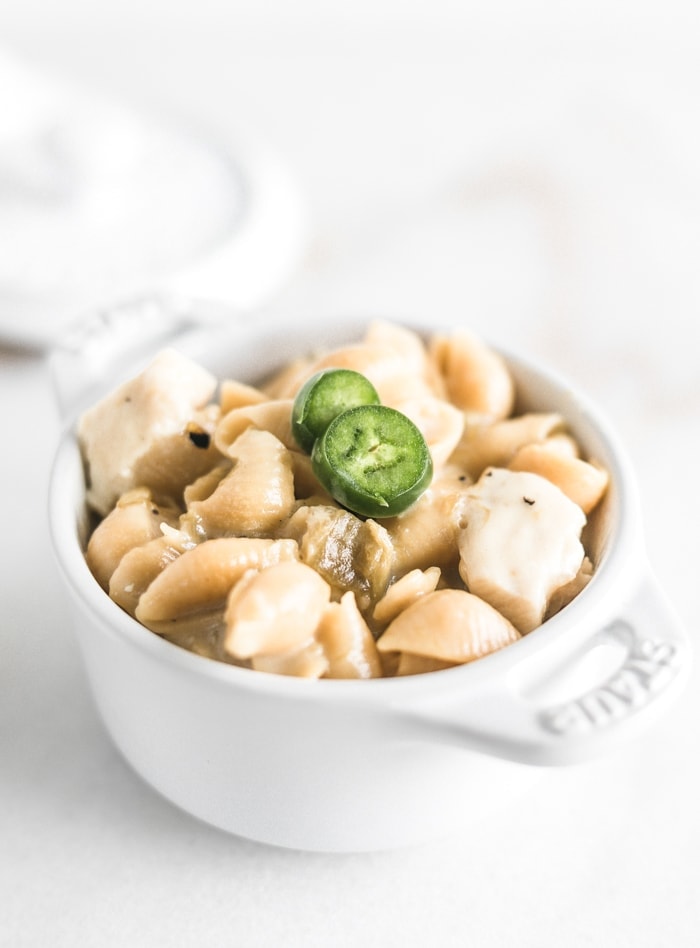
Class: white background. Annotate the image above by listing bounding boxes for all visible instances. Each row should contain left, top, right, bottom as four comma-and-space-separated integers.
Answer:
1, 2, 699, 946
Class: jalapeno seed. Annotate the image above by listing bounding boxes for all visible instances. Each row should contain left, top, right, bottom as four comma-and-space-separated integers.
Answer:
311, 404, 433, 518
292, 368, 380, 453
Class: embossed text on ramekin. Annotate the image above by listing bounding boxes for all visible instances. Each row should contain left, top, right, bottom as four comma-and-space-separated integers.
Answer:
539, 621, 679, 734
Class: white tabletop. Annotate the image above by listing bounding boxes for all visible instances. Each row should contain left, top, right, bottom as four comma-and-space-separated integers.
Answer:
1, 4, 699, 946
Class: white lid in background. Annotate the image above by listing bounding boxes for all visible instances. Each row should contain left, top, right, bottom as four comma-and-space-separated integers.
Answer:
0, 52, 308, 349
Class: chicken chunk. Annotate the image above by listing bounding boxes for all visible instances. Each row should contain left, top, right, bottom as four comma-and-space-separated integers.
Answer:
458, 468, 586, 633
79, 349, 218, 516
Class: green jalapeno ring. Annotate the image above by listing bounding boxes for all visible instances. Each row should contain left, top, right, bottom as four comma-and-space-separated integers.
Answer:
291, 368, 381, 453
311, 404, 433, 518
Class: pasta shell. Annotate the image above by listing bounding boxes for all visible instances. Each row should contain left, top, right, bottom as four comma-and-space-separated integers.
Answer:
215, 400, 295, 455
449, 413, 564, 479
135, 537, 299, 623
429, 330, 514, 420
394, 395, 464, 469
373, 566, 442, 626
262, 356, 315, 400
219, 378, 268, 414
188, 428, 296, 538
109, 529, 193, 615
383, 471, 468, 578
395, 653, 455, 676
183, 464, 230, 507
251, 641, 329, 678
161, 612, 233, 663
363, 320, 446, 399
224, 561, 331, 658
537, 434, 581, 458
289, 451, 334, 502
363, 320, 428, 374
377, 589, 520, 663
86, 489, 180, 590
508, 442, 609, 514
130, 405, 223, 506
316, 592, 383, 679
283, 342, 420, 405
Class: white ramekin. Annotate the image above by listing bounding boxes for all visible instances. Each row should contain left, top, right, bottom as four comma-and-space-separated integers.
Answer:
48, 302, 691, 852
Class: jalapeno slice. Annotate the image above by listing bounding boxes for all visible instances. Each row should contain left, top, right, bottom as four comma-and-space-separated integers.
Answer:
291, 368, 381, 453
311, 404, 433, 518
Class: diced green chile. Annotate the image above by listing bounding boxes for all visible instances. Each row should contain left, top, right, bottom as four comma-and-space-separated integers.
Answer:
311, 404, 433, 518
292, 368, 380, 453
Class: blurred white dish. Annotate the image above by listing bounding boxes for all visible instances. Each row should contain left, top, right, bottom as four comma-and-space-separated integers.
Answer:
0, 52, 307, 348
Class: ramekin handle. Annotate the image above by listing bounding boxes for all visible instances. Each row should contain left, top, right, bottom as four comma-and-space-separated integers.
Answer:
390, 572, 690, 766
47, 295, 208, 421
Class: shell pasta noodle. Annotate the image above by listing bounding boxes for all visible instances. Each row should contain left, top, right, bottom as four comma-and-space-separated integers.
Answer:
78, 321, 610, 679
